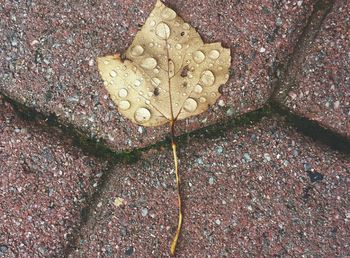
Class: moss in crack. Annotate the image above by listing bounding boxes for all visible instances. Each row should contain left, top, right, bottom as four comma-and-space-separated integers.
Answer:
1, 93, 141, 164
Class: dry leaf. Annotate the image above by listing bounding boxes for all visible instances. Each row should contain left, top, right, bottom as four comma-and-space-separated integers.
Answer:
97, 1, 230, 126
97, 0, 231, 255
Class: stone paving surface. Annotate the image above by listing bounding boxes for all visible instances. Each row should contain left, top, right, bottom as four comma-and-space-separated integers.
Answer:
0, 0, 314, 151
0, 98, 107, 257
0, 0, 349, 257
281, 0, 350, 137
72, 116, 349, 257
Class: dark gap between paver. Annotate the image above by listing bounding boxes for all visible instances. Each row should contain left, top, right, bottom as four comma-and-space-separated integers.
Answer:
270, 102, 350, 154
272, 0, 334, 101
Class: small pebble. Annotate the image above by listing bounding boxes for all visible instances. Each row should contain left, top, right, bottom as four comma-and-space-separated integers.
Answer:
333, 100, 340, 109
218, 99, 225, 107
141, 208, 148, 217
276, 17, 283, 26
303, 163, 312, 171
226, 107, 234, 116
215, 219, 221, 225
259, 47, 266, 53
0, 245, 8, 254
264, 153, 271, 162
196, 158, 204, 165
209, 177, 215, 185
215, 146, 224, 154
243, 153, 252, 162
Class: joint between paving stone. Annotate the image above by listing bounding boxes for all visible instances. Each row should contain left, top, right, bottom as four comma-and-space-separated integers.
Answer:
271, 0, 334, 102
270, 102, 350, 155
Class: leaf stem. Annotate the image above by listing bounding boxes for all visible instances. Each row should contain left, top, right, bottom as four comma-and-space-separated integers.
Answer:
170, 120, 182, 256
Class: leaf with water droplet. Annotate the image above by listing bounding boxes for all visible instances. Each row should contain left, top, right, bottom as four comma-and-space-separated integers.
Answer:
96, 0, 231, 255
97, 0, 230, 127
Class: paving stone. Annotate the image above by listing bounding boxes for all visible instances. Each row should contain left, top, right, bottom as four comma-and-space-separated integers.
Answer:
0, 98, 107, 257
72, 116, 350, 257
0, 0, 314, 151
281, 0, 350, 137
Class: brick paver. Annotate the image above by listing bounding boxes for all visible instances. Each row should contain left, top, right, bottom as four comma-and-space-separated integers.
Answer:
0, 99, 107, 257
280, 0, 350, 137
72, 116, 349, 257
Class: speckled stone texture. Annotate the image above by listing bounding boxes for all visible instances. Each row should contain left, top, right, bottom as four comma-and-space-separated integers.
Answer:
282, 0, 350, 138
72, 116, 350, 257
0, 99, 106, 257
0, 0, 314, 151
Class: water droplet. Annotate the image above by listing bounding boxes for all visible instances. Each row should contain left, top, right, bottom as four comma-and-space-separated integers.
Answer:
201, 70, 215, 86
174, 21, 180, 27
145, 100, 151, 105
149, 20, 156, 27
182, 23, 190, 30
103, 60, 109, 65
193, 51, 205, 64
182, 93, 187, 96
141, 57, 157, 70
175, 43, 182, 50
183, 98, 198, 112
169, 60, 175, 77
194, 84, 203, 93
135, 107, 151, 123
119, 100, 131, 110
109, 70, 118, 77
208, 50, 220, 60
151, 77, 161, 86
156, 22, 171, 39
118, 88, 128, 98
153, 68, 159, 74
134, 79, 142, 87
218, 66, 223, 71
161, 7, 177, 20
130, 45, 144, 56
149, 42, 154, 48
147, 92, 154, 97
199, 97, 206, 103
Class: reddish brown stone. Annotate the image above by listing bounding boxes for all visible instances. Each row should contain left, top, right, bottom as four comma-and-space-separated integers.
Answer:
72, 116, 349, 257
282, 0, 350, 138
0, 98, 107, 256
0, 0, 314, 151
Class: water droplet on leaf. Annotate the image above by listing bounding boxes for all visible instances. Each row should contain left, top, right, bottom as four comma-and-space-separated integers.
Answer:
134, 79, 142, 87
156, 22, 171, 39
135, 107, 151, 123
118, 88, 128, 98
109, 70, 118, 77
208, 50, 220, 60
161, 7, 177, 20
119, 100, 131, 110
131, 45, 144, 56
193, 51, 205, 64
201, 70, 215, 86
183, 98, 198, 112
194, 84, 203, 93
175, 43, 182, 50
141, 57, 157, 70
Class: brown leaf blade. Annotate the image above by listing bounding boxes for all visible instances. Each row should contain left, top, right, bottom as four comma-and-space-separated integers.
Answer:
97, 0, 231, 127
